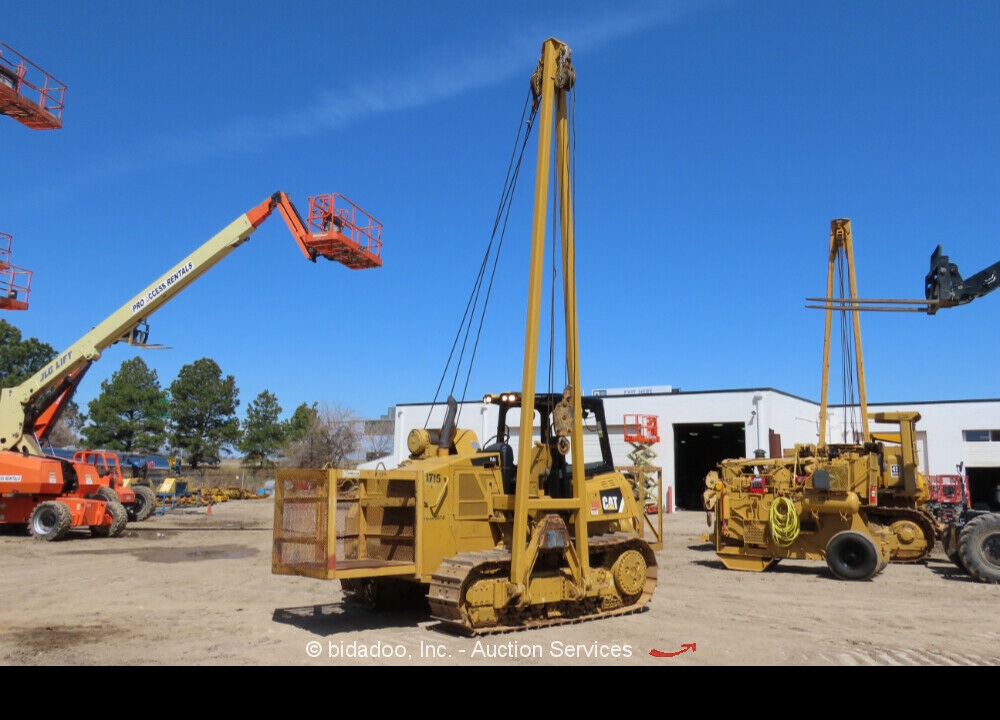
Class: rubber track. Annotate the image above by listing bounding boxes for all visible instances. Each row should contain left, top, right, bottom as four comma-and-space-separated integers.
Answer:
427, 533, 656, 636
863, 506, 938, 563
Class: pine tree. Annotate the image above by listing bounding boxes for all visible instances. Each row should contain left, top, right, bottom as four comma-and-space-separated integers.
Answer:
239, 390, 285, 470
0, 319, 56, 386
168, 358, 240, 469
80, 357, 168, 453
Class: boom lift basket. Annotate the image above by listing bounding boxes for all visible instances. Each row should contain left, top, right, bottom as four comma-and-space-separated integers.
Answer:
0, 231, 32, 310
0, 42, 65, 130
303, 193, 383, 270
624, 414, 660, 445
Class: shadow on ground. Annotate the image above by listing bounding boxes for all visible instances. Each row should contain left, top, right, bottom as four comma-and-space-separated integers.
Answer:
272, 602, 432, 635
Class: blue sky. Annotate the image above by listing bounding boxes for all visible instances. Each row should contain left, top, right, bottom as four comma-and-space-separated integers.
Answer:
4, 0, 1000, 426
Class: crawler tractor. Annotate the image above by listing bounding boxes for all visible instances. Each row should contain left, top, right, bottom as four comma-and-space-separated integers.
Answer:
272, 38, 658, 633
274, 391, 657, 633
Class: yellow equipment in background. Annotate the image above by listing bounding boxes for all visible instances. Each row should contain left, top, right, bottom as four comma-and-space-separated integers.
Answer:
703, 219, 937, 580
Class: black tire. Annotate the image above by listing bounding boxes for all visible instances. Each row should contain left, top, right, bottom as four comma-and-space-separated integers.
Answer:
29, 501, 73, 541
957, 513, 1000, 583
941, 522, 966, 569
129, 485, 156, 522
825, 530, 882, 581
94, 486, 119, 504
90, 500, 128, 538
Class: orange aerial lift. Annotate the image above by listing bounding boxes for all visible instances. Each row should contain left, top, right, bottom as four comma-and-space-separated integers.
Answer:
624, 413, 659, 446
0, 231, 32, 310
620, 413, 664, 544
0, 41, 65, 130
0, 191, 381, 541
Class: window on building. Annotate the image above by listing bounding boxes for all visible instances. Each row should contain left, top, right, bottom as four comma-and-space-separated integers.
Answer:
963, 430, 999, 442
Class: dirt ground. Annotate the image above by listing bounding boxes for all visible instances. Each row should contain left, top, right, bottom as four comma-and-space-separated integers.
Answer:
1, 498, 996, 667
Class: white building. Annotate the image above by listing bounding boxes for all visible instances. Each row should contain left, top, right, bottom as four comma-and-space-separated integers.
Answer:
371, 386, 1000, 513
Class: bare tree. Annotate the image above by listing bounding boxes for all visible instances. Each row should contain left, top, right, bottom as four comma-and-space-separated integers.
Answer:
362, 416, 394, 462
284, 402, 362, 469
47, 402, 83, 449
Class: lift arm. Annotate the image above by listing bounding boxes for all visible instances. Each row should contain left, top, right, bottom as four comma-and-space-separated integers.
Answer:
0, 191, 381, 455
817, 219, 870, 448
924, 245, 1000, 314
807, 241, 999, 316
510, 37, 587, 584
254, 191, 322, 262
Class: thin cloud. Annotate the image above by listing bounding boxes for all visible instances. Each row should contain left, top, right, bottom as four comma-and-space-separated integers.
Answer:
61, 2, 729, 182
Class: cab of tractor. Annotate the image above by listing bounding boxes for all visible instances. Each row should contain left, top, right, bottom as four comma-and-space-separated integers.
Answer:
480, 391, 615, 498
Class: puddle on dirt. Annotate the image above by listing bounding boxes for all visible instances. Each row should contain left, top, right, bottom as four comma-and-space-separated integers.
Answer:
5, 623, 120, 653
133, 544, 258, 563
121, 529, 179, 540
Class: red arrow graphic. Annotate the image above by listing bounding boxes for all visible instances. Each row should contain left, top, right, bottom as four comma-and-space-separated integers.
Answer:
649, 643, 696, 658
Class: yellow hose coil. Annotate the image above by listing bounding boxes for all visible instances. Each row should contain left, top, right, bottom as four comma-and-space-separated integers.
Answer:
769, 496, 800, 546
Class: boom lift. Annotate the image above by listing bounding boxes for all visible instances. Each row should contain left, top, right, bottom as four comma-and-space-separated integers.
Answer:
0, 41, 65, 130
272, 38, 658, 633
0, 191, 381, 540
